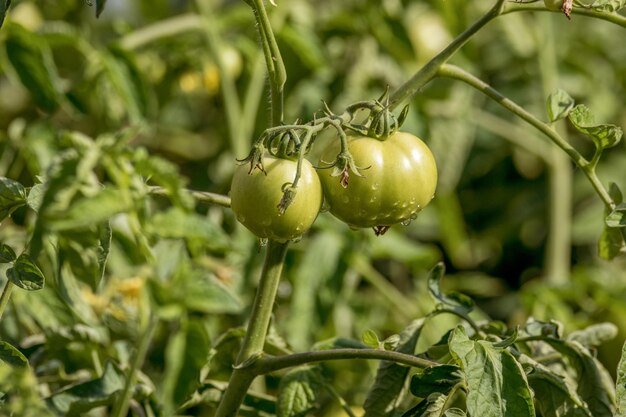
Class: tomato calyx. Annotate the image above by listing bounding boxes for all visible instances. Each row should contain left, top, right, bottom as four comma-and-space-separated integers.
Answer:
238, 145, 267, 175
318, 151, 368, 188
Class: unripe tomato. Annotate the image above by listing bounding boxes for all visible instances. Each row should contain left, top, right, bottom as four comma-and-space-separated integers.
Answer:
318, 132, 437, 230
544, 0, 563, 11
230, 156, 323, 242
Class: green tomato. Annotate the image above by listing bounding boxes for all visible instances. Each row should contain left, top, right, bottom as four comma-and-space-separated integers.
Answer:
230, 156, 322, 242
543, 0, 563, 11
318, 132, 437, 230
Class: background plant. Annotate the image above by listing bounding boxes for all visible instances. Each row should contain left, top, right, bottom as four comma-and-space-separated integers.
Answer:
0, 0, 625, 416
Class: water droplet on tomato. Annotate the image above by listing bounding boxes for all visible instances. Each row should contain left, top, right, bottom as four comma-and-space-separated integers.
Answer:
401, 219, 412, 226
259, 238, 268, 247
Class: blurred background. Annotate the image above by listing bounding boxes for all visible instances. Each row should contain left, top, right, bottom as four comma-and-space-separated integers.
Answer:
0, 0, 625, 415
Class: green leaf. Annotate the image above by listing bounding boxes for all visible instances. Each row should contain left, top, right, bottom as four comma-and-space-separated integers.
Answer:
520, 355, 592, 417
427, 262, 474, 314
599, 183, 625, 259
547, 89, 575, 122
362, 329, 381, 348
402, 392, 448, 417
0, 341, 28, 368
568, 323, 618, 348
606, 204, 626, 228
410, 364, 463, 398
590, 0, 626, 12
147, 207, 229, 250
449, 326, 535, 417
277, 366, 322, 417
363, 319, 425, 417
45, 187, 133, 231
47, 361, 125, 415
543, 339, 616, 417
568, 105, 623, 150
0, 0, 11, 29
96, 0, 107, 17
0, 177, 27, 222
5, 22, 62, 112
286, 232, 343, 350
26, 183, 45, 213
616, 340, 626, 417
278, 24, 326, 71
0, 244, 16, 263
7, 254, 45, 291
162, 318, 211, 411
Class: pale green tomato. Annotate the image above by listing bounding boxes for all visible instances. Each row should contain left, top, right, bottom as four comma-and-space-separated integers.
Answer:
230, 156, 322, 242
318, 132, 437, 230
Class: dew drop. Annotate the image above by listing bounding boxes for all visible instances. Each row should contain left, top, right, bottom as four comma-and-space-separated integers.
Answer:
401, 219, 412, 226
369, 197, 377, 203
259, 238, 268, 247
410, 212, 419, 220
291, 236, 303, 243
342, 196, 350, 204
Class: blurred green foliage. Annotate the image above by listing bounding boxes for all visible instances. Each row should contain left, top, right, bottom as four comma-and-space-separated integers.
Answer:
0, 0, 625, 415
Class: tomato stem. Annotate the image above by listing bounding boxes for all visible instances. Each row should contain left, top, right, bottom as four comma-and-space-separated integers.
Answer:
0, 280, 14, 321
388, 0, 506, 110
437, 63, 619, 216
214, 240, 289, 417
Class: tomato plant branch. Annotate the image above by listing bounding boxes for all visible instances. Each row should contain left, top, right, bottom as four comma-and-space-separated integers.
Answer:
502, 2, 626, 28
0, 280, 14, 321
214, 240, 289, 417
196, 0, 245, 158
118, 13, 203, 49
248, 0, 286, 125
111, 315, 158, 417
388, 0, 507, 110
437, 64, 618, 214
148, 186, 231, 207
249, 348, 437, 375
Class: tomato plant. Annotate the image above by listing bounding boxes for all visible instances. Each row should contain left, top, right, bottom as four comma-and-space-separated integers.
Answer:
318, 132, 437, 233
230, 156, 322, 242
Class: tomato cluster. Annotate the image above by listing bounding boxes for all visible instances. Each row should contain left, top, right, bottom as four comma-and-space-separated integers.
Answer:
230, 131, 437, 241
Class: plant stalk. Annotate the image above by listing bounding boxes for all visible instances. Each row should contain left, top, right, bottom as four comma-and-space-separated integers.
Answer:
437, 64, 618, 214
111, 314, 158, 417
249, 0, 286, 125
388, 0, 507, 109
0, 280, 14, 321
502, 2, 626, 28
214, 240, 289, 417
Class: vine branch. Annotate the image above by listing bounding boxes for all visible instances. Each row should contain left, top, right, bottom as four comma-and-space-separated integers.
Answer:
436, 63, 616, 212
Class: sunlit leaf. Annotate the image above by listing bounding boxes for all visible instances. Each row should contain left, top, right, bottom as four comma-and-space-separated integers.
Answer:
568, 323, 618, 348
547, 89, 575, 122
7, 254, 45, 291
568, 105, 622, 150
449, 326, 535, 417
362, 329, 381, 348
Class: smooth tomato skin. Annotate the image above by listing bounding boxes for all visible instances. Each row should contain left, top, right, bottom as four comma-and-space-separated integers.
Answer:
543, 0, 563, 11
230, 156, 322, 242
318, 132, 437, 228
